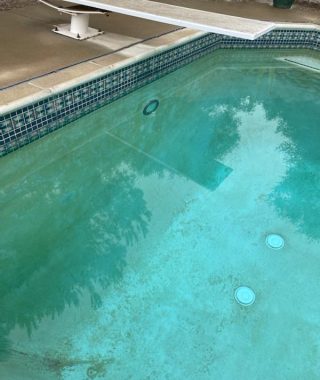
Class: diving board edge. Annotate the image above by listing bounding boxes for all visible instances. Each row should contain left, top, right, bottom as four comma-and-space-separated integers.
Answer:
61, 0, 276, 40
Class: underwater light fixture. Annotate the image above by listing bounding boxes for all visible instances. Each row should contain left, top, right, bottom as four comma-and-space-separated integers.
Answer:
234, 286, 256, 306
143, 99, 159, 115
265, 234, 285, 250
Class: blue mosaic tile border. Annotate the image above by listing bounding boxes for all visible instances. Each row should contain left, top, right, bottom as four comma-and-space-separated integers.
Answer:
222, 29, 320, 50
0, 28, 319, 156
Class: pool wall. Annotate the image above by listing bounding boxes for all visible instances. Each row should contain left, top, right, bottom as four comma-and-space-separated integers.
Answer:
0, 28, 319, 157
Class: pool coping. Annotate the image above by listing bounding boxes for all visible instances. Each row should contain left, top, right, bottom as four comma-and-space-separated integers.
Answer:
1, 22, 320, 156
0, 28, 204, 115
1, 22, 319, 116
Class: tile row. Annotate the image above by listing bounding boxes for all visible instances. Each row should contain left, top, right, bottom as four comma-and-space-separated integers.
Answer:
0, 29, 319, 156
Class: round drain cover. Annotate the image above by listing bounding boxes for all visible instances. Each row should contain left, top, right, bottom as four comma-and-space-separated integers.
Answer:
266, 234, 284, 250
235, 286, 256, 306
143, 99, 159, 115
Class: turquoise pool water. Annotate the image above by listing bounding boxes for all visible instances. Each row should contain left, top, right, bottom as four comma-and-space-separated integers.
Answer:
1, 49, 320, 379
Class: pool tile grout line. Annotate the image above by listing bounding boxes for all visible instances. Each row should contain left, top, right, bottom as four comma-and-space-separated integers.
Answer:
0, 27, 320, 157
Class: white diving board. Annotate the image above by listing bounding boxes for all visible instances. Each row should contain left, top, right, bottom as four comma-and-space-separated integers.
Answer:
60, 0, 275, 40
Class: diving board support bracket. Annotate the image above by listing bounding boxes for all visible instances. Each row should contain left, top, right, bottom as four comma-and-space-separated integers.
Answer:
53, 14, 103, 40
38, 0, 108, 40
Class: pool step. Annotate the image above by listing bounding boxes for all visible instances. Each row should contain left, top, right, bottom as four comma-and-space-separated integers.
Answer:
279, 56, 320, 72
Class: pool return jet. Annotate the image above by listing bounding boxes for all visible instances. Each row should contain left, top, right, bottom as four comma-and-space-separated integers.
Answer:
38, 0, 276, 41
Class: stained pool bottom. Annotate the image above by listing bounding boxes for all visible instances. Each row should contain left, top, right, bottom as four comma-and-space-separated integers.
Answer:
0, 48, 320, 379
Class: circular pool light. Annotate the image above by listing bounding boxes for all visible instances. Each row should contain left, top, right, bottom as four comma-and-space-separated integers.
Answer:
234, 286, 256, 306
266, 233, 285, 250
143, 99, 159, 115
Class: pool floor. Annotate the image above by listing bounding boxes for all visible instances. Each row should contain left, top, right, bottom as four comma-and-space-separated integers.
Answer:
1, 48, 320, 379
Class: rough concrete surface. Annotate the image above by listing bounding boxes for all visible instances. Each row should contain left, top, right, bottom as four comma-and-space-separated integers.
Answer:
0, 3, 177, 88
0, 0, 36, 10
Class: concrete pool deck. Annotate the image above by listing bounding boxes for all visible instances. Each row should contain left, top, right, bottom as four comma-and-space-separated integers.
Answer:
0, 2, 178, 89
0, 25, 204, 114
155, 0, 320, 25
0, 1, 319, 114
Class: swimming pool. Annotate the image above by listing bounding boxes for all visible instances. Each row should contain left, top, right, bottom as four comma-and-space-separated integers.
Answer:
1, 48, 320, 379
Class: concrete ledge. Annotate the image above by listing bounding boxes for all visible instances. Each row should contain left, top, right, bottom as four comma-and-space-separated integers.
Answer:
0, 86, 51, 115
1, 23, 320, 116
0, 28, 203, 114
1, 23, 319, 116
0, 25, 319, 157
